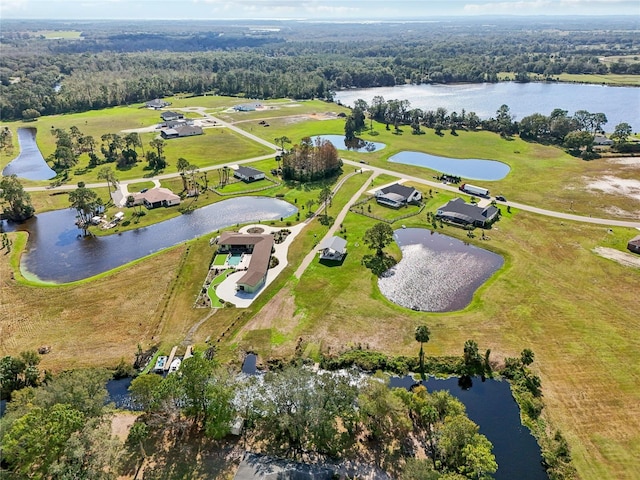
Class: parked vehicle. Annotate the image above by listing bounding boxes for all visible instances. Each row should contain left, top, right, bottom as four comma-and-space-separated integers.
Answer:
459, 183, 489, 197
496, 195, 507, 202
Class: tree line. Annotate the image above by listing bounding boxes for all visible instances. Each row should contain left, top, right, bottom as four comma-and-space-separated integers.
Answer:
345, 97, 635, 159
1, 18, 638, 121
0, 344, 501, 479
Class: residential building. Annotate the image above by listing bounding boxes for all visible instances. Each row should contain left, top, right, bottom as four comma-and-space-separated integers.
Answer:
160, 111, 184, 122
145, 98, 170, 109
234, 166, 266, 183
628, 235, 640, 254
435, 197, 499, 228
160, 124, 204, 139
375, 183, 422, 208
318, 236, 347, 261
217, 232, 274, 293
130, 188, 181, 209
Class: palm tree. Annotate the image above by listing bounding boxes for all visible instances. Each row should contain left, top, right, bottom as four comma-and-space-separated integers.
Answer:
149, 138, 165, 160
176, 157, 189, 191
415, 325, 431, 380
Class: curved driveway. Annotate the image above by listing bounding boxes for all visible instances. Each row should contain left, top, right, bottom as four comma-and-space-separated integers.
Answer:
23, 109, 640, 229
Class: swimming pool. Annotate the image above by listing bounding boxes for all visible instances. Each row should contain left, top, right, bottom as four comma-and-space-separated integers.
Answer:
228, 253, 243, 266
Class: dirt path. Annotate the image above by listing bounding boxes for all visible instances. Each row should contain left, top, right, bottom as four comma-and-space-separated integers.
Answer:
182, 309, 218, 347
593, 246, 640, 268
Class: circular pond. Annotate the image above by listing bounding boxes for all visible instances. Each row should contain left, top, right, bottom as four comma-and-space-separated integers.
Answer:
2, 196, 297, 283
314, 134, 385, 152
378, 228, 503, 312
2, 127, 57, 180
389, 151, 510, 181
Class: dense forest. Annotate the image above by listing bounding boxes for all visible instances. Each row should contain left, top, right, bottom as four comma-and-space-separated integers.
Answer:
1, 17, 639, 121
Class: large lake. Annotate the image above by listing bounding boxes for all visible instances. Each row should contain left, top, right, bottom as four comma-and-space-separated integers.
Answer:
335, 82, 640, 132
1, 197, 297, 283
379, 228, 503, 312
2, 127, 56, 181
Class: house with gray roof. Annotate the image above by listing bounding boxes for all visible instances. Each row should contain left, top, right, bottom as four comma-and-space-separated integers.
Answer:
145, 98, 171, 109
234, 166, 266, 183
374, 183, 422, 208
318, 236, 347, 261
436, 197, 499, 228
160, 124, 204, 139
160, 111, 184, 122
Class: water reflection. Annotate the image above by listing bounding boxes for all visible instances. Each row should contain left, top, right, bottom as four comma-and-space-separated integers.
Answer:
2, 127, 57, 180
389, 151, 510, 181
390, 375, 548, 480
2, 196, 297, 283
314, 134, 385, 152
378, 228, 503, 312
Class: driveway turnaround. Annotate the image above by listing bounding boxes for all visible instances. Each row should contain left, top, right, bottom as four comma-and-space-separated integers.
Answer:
215, 222, 306, 308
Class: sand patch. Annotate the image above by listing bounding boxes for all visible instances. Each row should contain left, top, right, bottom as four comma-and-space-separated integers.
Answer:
607, 157, 640, 167
593, 247, 640, 269
585, 175, 640, 201
111, 412, 140, 442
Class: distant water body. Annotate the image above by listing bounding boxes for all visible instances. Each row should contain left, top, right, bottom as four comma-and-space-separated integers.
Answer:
335, 82, 640, 132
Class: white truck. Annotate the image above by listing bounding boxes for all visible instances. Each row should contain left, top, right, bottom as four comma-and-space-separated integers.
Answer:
459, 183, 489, 197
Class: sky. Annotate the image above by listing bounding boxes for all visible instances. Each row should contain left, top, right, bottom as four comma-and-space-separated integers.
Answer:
1, 0, 638, 20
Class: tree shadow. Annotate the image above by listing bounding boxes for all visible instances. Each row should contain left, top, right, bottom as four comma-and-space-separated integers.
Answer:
362, 253, 397, 276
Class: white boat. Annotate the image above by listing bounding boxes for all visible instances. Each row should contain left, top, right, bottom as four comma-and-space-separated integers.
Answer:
168, 358, 182, 373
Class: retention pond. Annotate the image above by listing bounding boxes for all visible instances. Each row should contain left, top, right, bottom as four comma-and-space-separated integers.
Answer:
2, 127, 57, 181
389, 151, 510, 181
2, 196, 297, 283
378, 228, 503, 312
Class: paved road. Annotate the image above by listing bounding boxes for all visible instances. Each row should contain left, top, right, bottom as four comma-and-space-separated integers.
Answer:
294, 169, 377, 279
23, 109, 640, 229
341, 159, 640, 228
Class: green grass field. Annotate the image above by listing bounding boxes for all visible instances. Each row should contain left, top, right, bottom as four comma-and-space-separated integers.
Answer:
1, 96, 640, 479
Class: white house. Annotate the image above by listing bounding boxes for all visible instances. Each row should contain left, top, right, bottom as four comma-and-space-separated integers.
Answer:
318, 236, 347, 261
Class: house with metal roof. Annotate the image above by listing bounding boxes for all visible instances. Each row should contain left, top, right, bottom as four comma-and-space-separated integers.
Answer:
160, 111, 184, 122
435, 197, 499, 228
145, 98, 171, 109
160, 124, 203, 139
234, 166, 266, 183
217, 232, 274, 293
374, 183, 422, 208
318, 236, 347, 261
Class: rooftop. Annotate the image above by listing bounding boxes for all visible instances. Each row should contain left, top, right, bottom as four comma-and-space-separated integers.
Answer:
219, 232, 274, 288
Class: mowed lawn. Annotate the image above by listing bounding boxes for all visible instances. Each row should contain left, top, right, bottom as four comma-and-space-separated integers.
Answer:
241, 118, 640, 221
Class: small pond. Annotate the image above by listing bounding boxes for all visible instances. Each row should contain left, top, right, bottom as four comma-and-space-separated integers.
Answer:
242, 353, 258, 375
389, 151, 510, 181
106, 377, 142, 411
314, 134, 385, 153
1, 196, 298, 283
390, 375, 547, 480
378, 228, 503, 312
2, 127, 57, 180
